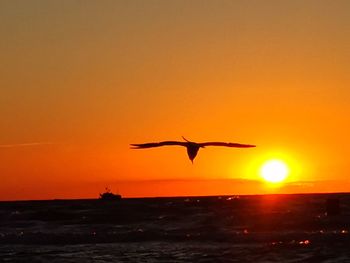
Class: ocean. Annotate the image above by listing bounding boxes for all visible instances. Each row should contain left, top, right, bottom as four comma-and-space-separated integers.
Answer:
0, 193, 350, 262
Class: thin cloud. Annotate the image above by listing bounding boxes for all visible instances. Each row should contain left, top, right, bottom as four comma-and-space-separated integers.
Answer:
0, 142, 55, 148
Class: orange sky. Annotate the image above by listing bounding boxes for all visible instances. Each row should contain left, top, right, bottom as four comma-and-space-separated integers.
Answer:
1, 1, 350, 200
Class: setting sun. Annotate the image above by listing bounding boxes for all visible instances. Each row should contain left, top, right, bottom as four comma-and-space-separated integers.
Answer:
261, 160, 289, 183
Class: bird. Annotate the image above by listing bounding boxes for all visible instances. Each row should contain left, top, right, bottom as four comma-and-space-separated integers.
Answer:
130, 137, 256, 163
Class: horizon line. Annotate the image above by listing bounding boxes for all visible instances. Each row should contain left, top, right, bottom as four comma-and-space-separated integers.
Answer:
1, 191, 349, 203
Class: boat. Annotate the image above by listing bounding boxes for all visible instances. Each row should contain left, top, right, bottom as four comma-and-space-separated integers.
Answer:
99, 187, 122, 200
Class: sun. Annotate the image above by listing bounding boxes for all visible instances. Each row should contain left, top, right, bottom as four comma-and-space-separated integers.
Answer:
260, 159, 289, 183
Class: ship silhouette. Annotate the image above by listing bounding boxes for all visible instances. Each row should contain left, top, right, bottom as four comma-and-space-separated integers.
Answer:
99, 187, 122, 200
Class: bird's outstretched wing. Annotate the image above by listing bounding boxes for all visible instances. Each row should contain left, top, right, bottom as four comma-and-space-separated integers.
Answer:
199, 142, 256, 148
130, 141, 187, 149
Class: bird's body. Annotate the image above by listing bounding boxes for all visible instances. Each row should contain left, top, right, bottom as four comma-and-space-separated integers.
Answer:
131, 137, 255, 163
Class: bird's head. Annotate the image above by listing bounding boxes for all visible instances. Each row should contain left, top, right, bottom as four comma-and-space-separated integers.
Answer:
182, 136, 204, 147
182, 136, 191, 142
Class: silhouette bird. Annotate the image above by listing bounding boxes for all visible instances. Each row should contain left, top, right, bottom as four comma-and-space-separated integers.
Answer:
131, 137, 256, 163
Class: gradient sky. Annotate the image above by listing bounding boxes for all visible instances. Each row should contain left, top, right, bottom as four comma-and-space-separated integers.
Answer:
1, 0, 350, 200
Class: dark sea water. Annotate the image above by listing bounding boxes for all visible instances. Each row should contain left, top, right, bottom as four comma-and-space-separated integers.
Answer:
1, 193, 350, 262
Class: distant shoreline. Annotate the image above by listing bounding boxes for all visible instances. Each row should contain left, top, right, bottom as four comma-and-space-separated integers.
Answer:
1, 191, 349, 203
